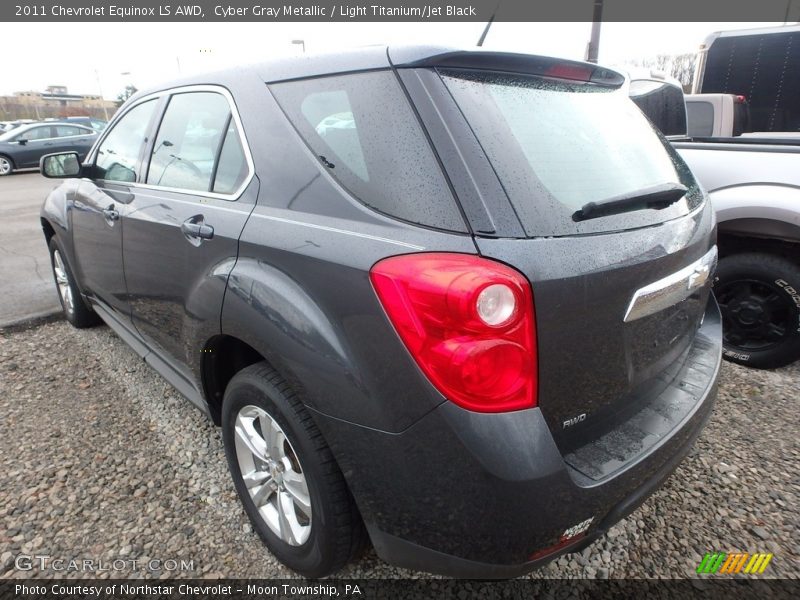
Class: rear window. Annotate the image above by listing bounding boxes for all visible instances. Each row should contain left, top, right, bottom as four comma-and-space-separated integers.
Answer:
441, 70, 703, 237
686, 100, 715, 137
270, 71, 466, 232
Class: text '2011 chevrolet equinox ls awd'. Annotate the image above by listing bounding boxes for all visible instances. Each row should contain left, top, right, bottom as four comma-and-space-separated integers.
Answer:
39, 46, 721, 578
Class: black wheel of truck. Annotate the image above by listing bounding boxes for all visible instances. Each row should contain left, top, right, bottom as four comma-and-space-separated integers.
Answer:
715, 253, 800, 369
221, 362, 367, 577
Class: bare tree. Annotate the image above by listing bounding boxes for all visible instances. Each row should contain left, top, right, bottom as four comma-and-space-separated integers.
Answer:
116, 85, 138, 107
623, 52, 697, 91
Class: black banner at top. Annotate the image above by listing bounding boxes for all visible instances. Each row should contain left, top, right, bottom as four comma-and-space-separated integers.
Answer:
2, 0, 800, 22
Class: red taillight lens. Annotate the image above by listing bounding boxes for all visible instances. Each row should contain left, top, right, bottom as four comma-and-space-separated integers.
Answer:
370, 253, 537, 413
544, 63, 593, 82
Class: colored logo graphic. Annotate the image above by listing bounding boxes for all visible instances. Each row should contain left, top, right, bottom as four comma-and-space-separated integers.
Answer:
697, 552, 773, 574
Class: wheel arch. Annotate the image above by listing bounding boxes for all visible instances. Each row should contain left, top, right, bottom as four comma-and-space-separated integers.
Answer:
201, 334, 269, 425
710, 184, 800, 248
717, 221, 800, 264
41, 217, 56, 244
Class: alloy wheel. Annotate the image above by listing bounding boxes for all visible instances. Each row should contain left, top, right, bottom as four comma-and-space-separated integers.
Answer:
52, 249, 74, 314
233, 405, 312, 546
0, 157, 11, 176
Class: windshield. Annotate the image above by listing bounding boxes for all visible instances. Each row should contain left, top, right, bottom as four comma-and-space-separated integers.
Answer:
441, 69, 704, 236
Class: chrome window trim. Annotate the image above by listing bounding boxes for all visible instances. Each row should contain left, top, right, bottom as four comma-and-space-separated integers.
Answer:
623, 245, 718, 323
89, 85, 255, 201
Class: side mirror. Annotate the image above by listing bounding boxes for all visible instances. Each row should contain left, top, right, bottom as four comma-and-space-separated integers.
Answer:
41, 152, 82, 179
16, 138, 28, 145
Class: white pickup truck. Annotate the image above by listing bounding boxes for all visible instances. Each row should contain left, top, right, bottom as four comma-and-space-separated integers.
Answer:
629, 75, 800, 369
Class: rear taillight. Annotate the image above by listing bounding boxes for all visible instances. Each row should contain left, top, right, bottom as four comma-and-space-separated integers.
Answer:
370, 253, 537, 413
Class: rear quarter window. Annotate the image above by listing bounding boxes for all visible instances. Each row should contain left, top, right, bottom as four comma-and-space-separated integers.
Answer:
270, 71, 466, 232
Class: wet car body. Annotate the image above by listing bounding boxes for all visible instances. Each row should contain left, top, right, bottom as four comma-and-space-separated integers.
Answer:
39, 46, 721, 577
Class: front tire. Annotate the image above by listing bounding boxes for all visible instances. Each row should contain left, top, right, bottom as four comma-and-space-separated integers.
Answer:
48, 237, 100, 328
0, 155, 13, 176
715, 252, 800, 369
221, 362, 366, 577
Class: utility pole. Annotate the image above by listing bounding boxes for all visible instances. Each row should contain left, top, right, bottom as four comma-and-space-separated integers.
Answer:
585, 0, 604, 63
94, 69, 109, 120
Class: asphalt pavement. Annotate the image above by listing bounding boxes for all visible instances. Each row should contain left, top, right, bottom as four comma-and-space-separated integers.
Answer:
0, 172, 62, 326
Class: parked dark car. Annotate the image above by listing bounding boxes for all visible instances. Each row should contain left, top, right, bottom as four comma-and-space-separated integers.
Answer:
39, 46, 721, 578
0, 122, 97, 175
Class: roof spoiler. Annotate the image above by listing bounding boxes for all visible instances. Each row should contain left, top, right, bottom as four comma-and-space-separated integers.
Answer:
392, 50, 625, 88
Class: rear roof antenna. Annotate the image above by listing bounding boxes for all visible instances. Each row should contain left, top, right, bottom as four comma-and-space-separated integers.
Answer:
476, 1, 501, 46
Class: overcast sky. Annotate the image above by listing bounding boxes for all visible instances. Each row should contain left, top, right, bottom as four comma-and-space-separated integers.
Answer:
0, 21, 788, 100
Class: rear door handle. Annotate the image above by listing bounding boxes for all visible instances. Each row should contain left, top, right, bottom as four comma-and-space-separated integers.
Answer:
181, 219, 214, 240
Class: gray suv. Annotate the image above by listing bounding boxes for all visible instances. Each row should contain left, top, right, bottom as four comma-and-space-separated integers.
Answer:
39, 46, 721, 578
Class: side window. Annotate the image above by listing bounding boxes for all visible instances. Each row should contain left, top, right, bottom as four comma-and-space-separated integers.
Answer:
686, 101, 715, 137
54, 125, 82, 137
96, 100, 157, 183
147, 92, 234, 193
212, 121, 248, 194
17, 126, 52, 141
270, 71, 465, 231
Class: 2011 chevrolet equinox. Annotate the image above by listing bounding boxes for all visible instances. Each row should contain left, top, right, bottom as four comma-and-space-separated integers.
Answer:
39, 46, 721, 578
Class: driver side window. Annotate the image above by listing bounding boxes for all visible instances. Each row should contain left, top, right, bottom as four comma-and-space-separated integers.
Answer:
16, 126, 52, 141
95, 99, 157, 183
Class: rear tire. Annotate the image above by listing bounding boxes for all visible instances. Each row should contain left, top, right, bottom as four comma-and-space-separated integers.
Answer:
221, 362, 366, 577
715, 252, 800, 369
48, 237, 101, 328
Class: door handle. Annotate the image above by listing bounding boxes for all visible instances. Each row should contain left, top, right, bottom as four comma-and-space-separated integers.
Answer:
181, 219, 214, 240
102, 205, 119, 221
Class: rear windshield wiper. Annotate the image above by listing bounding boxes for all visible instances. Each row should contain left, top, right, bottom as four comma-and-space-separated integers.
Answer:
572, 182, 688, 222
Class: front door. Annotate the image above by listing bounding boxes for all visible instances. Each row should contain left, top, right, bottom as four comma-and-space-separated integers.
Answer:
70, 98, 160, 318
12, 125, 57, 168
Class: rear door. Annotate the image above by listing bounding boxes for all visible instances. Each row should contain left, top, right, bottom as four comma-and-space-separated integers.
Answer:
408, 64, 717, 449
51, 124, 97, 158
122, 87, 256, 376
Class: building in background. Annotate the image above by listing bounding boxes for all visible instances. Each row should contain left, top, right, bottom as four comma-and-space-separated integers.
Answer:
0, 86, 116, 121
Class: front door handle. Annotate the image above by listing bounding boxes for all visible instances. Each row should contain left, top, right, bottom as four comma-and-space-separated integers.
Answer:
102, 205, 119, 221
181, 217, 214, 241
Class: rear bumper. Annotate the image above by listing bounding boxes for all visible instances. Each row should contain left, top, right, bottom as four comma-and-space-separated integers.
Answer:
313, 298, 722, 578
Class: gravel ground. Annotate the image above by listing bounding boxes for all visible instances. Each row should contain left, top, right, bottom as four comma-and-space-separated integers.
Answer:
0, 319, 797, 580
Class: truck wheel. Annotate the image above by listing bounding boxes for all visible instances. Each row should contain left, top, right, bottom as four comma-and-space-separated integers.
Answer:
715, 253, 800, 369
48, 238, 101, 328
221, 362, 366, 577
